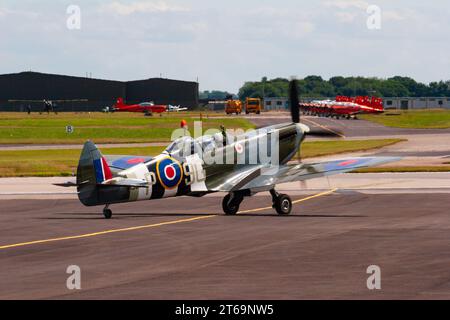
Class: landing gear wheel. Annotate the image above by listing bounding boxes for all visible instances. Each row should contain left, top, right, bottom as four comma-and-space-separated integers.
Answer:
222, 194, 243, 215
271, 190, 292, 215
103, 207, 112, 219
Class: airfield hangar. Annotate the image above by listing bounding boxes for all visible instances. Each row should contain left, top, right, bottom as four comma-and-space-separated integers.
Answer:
0, 72, 199, 112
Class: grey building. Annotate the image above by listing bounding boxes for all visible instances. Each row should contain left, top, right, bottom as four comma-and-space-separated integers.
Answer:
264, 97, 289, 111
383, 97, 450, 110
0, 71, 199, 111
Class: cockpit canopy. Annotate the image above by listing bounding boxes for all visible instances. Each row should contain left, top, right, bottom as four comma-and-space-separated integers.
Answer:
165, 133, 227, 158
139, 102, 155, 107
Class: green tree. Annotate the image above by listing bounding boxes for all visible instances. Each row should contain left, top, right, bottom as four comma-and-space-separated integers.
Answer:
237, 75, 447, 99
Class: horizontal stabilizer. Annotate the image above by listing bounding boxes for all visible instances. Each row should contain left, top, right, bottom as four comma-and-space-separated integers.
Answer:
101, 177, 151, 188
53, 182, 78, 188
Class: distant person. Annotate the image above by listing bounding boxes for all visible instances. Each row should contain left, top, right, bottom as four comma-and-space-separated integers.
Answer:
220, 125, 227, 146
42, 100, 49, 114
26, 105, 31, 115
42, 100, 54, 114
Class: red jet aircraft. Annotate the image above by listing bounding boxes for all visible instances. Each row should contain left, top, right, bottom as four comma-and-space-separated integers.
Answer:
111, 98, 167, 114
300, 96, 384, 119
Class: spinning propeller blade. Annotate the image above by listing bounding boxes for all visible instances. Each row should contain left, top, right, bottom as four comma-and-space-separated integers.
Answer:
289, 80, 300, 124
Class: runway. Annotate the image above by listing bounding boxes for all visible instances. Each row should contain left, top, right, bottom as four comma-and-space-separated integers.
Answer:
1, 185, 449, 299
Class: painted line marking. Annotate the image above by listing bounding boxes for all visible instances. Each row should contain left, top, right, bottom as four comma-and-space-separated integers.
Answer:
0, 216, 215, 250
0, 189, 338, 250
238, 188, 338, 214
303, 118, 346, 138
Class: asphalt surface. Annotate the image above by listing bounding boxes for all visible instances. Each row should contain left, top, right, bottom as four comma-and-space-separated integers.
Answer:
1, 191, 449, 300
249, 114, 450, 137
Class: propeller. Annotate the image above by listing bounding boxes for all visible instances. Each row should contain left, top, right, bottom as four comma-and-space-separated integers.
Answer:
288, 79, 343, 138
289, 80, 300, 124
287, 79, 304, 164
288, 80, 309, 189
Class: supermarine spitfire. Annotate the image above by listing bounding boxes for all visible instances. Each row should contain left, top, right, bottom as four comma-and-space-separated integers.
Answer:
75, 80, 398, 219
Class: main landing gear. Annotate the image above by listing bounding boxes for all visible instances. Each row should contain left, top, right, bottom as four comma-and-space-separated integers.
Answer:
270, 189, 292, 215
103, 205, 113, 219
221, 189, 293, 216
222, 193, 244, 215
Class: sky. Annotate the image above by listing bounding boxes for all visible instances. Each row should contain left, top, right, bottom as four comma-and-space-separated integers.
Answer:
0, 0, 449, 93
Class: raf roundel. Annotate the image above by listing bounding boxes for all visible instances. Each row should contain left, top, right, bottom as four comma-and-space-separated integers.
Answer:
156, 157, 183, 189
235, 142, 244, 154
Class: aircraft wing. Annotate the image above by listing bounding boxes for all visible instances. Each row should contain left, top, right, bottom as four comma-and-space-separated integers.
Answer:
206, 165, 265, 192
104, 155, 153, 171
222, 157, 400, 192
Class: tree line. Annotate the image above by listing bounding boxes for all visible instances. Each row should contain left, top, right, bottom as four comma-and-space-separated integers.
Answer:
237, 76, 450, 99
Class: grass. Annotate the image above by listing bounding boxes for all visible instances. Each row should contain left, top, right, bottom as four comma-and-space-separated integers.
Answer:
0, 112, 254, 144
0, 146, 165, 177
0, 139, 405, 177
360, 109, 450, 129
299, 139, 405, 158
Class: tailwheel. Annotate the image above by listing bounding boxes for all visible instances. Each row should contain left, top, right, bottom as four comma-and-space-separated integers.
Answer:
103, 205, 113, 219
270, 190, 293, 215
222, 193, 244, 215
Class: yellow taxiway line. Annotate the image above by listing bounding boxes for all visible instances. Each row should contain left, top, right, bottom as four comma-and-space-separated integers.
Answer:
0, 216, 215, 250
0, 189, 338, 250
238, 188, 338, 214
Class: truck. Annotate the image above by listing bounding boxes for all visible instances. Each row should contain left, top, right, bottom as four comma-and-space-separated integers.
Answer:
245, 98, 263, 114
225, 99, 243, 115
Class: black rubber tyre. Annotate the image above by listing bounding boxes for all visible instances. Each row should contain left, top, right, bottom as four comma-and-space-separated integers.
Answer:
274, 194, 292, 215
103, 209, 113, 219
222, 194, 242, 215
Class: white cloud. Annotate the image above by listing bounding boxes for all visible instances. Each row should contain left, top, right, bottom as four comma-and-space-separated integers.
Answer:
102, 1, 189, 15
323, 0, 369, 10
240, 7, 315, 40
0, 6, 39, 19
383, 10, 407, 21
335, 11, 358, 23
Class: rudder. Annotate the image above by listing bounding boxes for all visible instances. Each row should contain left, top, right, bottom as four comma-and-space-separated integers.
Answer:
77, 141, 112, 206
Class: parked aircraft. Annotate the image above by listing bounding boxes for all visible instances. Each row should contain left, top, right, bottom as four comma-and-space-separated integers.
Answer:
110, 98, 167, 114
167, 105, 188, 112
300, 96, 384, 119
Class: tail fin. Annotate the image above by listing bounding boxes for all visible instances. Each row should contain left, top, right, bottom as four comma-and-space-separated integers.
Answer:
115, 97, 124, 107
77, 141, 113, 206
77, 141, 112, 185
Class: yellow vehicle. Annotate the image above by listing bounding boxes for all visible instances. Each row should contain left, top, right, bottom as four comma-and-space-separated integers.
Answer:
245, 98, 263, 114
225, 99, 243, 115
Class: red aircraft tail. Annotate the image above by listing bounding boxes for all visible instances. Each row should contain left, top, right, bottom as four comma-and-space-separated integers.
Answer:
115, 98, 125, 107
